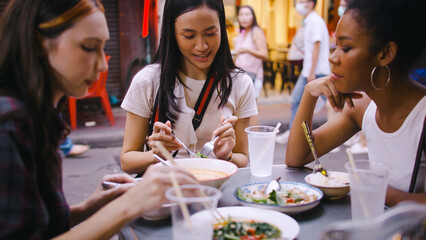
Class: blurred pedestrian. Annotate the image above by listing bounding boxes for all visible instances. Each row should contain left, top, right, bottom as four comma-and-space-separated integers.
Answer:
287, 26, 304, 68
286, 26, 304, 95
0, 0, 197, 239
120, 0, 258, 174
59, 137, 90, 157
276, 0, 330, 144
286, 0, 426, 206
234, 5, 268, 98
337, 0, 347, 18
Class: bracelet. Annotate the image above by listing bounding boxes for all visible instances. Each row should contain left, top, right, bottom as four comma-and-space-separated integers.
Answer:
227, 152, 233, 161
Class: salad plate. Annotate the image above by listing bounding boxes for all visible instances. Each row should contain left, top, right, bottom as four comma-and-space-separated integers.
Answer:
234, 181, 323, 214
194, 206, 300, 239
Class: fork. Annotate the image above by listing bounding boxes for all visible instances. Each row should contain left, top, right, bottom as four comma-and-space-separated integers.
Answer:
301, 121, 328, 177
170, 132, 199, 158
199, 136, 218, 158
199, 116, 230, 157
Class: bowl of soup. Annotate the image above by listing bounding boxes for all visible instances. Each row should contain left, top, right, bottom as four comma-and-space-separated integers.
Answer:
174, 158, 238, 188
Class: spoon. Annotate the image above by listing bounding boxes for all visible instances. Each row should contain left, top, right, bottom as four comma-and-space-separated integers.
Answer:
301, 121, 328, 177
170, 132, 199, 158
264, 176, 282, 194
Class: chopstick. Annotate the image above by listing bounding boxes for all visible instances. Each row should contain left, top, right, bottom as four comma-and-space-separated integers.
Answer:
128, 226, 139, 240
153, 141, 176, 165
153, 141, 191, 227
169, 170, 193, 228
153, 141, 227, 224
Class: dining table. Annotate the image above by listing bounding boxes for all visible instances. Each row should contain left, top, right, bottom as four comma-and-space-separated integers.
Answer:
118, 165, 352, 240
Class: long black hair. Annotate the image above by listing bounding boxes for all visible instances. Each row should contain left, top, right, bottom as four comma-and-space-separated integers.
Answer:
346, 0, 426, 73
0, 0, 104, 182
237, 5, 260, 32
153, 0, 237, 126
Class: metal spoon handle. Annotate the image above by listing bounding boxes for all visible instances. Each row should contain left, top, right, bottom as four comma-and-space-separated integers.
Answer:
153, 154, 172, 167
170, 132, 198, 158
301, 122, 319, 167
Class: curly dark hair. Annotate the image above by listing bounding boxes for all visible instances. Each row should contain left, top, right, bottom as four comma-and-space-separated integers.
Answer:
346, 0, 426, 72
0, 0, 104, 183
152, 0, 238, 126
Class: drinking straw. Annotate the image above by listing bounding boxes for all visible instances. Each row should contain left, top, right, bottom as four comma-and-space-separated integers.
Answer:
273, 122, 282, 134
346, 148, 370, 218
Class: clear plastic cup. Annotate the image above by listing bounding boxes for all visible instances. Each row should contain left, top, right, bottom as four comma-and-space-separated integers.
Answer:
245, 126, 277, 177
165, 184, 222, 240
345, 160, 390, 221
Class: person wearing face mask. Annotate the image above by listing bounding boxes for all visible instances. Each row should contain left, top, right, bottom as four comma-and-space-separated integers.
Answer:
338, 0, 347, 18
276, 0, 330, 144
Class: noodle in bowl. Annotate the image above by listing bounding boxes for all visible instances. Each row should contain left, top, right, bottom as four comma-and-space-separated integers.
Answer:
174, 158, 238, 188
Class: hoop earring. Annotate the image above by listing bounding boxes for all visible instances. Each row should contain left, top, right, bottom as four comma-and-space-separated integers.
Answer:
370, 65, 391, 91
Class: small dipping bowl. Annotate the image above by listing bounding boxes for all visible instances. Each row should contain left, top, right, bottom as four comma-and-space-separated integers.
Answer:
305, 171, 350, 200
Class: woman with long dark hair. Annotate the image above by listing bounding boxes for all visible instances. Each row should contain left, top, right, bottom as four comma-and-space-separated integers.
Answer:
121, 0, 258, 173
286, 0, 426, 206
0, 0, 196, 238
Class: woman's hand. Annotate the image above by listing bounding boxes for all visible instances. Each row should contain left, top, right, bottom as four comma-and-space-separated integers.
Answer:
125, 164, 198, 216
148, 121, 180, 158
305, 76, 362, 112
78, 174, 136, 221
212, 116, 238, 160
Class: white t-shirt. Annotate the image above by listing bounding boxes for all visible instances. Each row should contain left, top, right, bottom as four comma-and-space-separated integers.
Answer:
301, 11, 331, 77
363, 96, 426, 192
121, 64, 258, 157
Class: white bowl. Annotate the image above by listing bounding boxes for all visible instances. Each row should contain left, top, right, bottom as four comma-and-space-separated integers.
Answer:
305, 171, 350, 200
173, 158, 238, 188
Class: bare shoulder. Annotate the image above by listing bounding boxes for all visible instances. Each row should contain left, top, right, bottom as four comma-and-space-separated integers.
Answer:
252, 26, 264, 35
252, 27, 266, 39
342, 92, 371, 126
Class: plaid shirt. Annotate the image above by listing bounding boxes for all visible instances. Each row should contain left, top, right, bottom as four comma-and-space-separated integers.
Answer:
0, 96, 70, 239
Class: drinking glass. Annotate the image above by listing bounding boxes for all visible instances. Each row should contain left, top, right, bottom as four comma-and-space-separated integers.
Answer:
165, 184, 222, 240
345, 160, 390, 221
245, 126, 277, 177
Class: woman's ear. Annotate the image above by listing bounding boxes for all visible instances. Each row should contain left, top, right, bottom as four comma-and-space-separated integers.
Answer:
378, 42, 397, 67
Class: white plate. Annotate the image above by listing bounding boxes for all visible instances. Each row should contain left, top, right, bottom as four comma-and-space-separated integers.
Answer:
194, 206, 299, 239
234, 181, 323, 214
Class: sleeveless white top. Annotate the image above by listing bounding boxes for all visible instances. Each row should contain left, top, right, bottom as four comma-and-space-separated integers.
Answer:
362, 96, 426, 192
